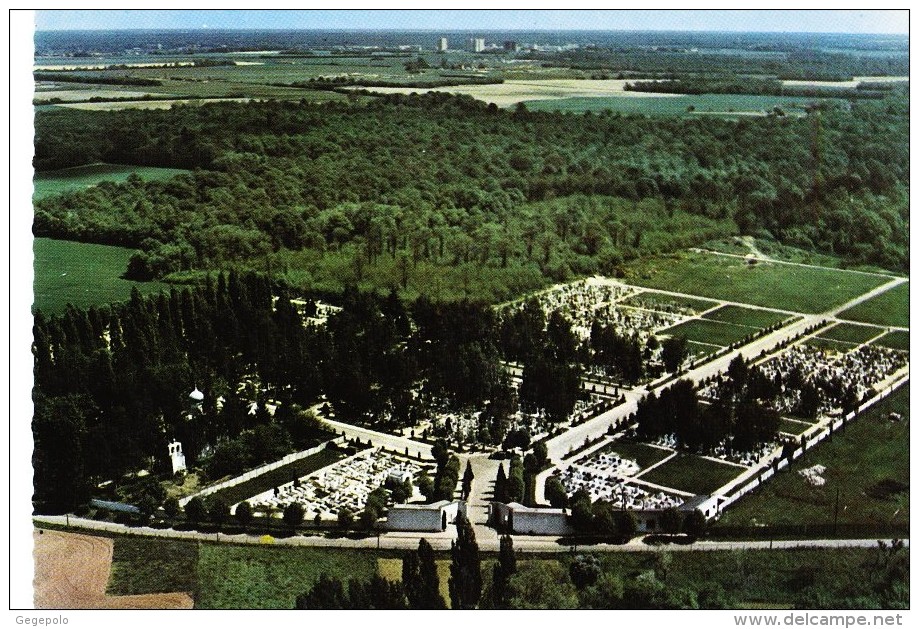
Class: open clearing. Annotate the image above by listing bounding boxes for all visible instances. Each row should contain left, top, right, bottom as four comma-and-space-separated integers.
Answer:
33, 529, 193, 608
780, 75, 909, 89
624, 252, 888, 313
524, 93, 840, 116
352, 79, 680, 107
34, 163, 188, 200
196, 543, 376, 609
34, 89, 166, 102
816, 322, 884, 345
704, 305, 789, 329
33, 238, 170, 314
638, 454, 743, 495
838, 281, 909, 328
662, 318, 757, 347
716, 385, 909, 530
873, 330, 909, 351
57, 97, 253, 111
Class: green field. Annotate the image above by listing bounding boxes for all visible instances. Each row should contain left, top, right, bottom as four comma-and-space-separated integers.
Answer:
108, 538, 199, 596
778, 418, 812, 436
196, 543, 377, 609
33, 163, 188, 200
686, 340, 720, 359
33, 238, 171, 314
661, 318, 756, 347
838, 282, 909, 328
638, 454, 742, 495
618, 291, 718, 315
205, 444, 346, 507
704, 305, 790, 329
873, 330, 910, 351
802, 337, 855, 354
718, 385, 909, 530
524, 93, 845, 116
817, 322, 884, 345
625, 252, 888, 314
588, 441, 673, 470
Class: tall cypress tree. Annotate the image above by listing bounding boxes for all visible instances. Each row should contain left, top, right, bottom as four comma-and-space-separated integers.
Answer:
448, 513, 482, 609
416, 538, 446, 609
491, 534, 517, 608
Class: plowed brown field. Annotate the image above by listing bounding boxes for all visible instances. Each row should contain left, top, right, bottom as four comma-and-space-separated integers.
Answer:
33, 529, 193, 609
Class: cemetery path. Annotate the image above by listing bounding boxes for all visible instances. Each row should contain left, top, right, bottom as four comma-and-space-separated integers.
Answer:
826, 276, 908, 317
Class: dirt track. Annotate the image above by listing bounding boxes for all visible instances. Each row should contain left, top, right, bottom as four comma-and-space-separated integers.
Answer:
33, 529, 193, 609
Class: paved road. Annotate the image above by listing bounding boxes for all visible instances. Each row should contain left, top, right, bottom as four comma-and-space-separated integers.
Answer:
322, 417, 432, 460
32, 516, 908, 554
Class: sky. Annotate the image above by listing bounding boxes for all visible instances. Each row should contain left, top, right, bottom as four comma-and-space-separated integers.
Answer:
34, 9, 909, 34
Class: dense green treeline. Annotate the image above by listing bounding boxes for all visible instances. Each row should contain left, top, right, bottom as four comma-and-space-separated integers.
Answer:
34, 92, 908, 291
625, 77, 890, 99
527, 47, 908, 80
32, 271, 592, 513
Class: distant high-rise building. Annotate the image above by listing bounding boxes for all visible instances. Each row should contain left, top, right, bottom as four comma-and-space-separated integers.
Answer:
503, 40, 518, 52
437, 37, 448, 52
469, 37, 485, 53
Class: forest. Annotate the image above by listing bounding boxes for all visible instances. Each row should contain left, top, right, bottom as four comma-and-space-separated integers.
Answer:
33, 89, 910, 306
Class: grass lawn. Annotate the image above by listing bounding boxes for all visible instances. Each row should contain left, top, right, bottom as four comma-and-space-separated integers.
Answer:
108, 538, 199, 596
196, 543, 376, 609
838, 282, 909, 328
589, 441, 673, 470
802, 337, 855, 355
716, 385, 909, 529
778, 418, 812, 436
378, 558, 452, 607
638, 454, 743, 495
686, 340, 720, 360
618, 291, 718, 315
661, 318, 756, 347
205, 443, 345, 507
33, 237, 171, 314
524, 93, 844, 116
817, 322, 885, 345
873, 330, 910, 351
704, 305, 789, 329
33, 163, 187, 200
624, 252, 888, 314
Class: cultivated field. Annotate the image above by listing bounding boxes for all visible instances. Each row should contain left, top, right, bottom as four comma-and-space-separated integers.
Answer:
838, 281, 909, 328
716, 385, 909, 530
33, 238, 170, 314
624, 252, 889, 313
57, 97, 254, 111
34, 163, 188, 200
352, 79, 679, 107
33, 529, 193, 608
524, 93, 840, 116
780, 75, 909, 89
